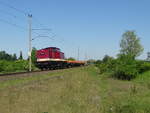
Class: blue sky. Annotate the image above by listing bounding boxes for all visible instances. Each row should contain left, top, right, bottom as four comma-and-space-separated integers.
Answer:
0, 0, 149, 60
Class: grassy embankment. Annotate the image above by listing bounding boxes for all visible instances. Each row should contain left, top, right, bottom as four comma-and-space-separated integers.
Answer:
0, 66, 150, 113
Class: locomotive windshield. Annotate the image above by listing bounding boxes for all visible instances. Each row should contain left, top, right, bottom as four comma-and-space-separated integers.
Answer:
52, 48, 60, 52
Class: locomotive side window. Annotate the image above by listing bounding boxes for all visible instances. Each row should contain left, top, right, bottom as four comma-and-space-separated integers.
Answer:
52, 48, 56, 52
53, 48, 59, 52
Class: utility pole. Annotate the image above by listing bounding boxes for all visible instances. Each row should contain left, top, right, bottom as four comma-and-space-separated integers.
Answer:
28, 14, 32, 72
77, 47, 79, 61
84, 52, 87, 61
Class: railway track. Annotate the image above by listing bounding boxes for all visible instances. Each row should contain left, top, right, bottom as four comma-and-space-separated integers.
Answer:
0, 70, 42, 77
0, 66, 86, 82
0, 67, 79, 77
0, 69, 67, 82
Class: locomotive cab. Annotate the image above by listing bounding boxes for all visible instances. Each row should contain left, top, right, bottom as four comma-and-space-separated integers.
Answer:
36, 47, 65, 62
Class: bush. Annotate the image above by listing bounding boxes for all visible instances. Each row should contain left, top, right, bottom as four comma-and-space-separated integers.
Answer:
95, 60, 102, 67
13, 60, 37, 71
0, 60, 6, 72
98, 63, 108, 74
0, 60, 37, 73
4, 61, 15, 72
113, 63, 138, 80
96, 56, 116, 74
112, 55, 138, 80
95, 55, 150, 80
136, 61, 150, 73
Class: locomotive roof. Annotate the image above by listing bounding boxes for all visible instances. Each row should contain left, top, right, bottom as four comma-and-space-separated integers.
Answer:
40, 47, 60, 50
46, 47, 60, 49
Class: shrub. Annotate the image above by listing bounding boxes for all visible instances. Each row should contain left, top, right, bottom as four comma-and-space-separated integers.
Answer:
96, 59, 116, 74
95, 55, 150, 80
102, 55, 113, 63
136, 61, 150, 73
112, 55, 138, 80
98, 63, 108, 74
95, 60, 102, 67
4, 61, 14, 72
113, 63, 138, 80
0, 60, 37, 73
13, 60, 37, 71
107, 59, 116, 70
0, 60, 6, 72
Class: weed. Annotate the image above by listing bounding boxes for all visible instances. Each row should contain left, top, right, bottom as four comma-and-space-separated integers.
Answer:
147, 82, 150, 89
130, 84, 137, 95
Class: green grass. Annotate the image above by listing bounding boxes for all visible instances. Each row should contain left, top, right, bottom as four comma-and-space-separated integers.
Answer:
0, 70, 64, 89
0, 66, 150, 113
98, 70, 150, 113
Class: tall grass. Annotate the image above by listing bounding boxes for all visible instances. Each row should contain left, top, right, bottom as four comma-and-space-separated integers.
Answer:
0, 66, 150, 113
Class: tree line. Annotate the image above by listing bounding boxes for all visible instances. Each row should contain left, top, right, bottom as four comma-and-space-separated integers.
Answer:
0, 47, 37, 73
0, 51, 23, 61
0, 47, 37, 62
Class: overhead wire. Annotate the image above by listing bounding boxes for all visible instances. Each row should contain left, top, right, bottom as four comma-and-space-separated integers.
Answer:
0, 0, 41, 35
0, 0, 49, 31
0, 9, 17, 18
0, 0, 28, 16
0, 0, 78, 60
0, 0, 66, 45
0, 18, 27, 31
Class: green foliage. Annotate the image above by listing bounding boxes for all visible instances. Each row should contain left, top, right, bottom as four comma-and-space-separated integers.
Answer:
95, 30, 145, 80
107, 100, 141, 113
136, 61, 150, 73
0, 60, 37, 73
0, 51, 17, 61
95, 30, 150, 80
31, 47, 37, 64
97, 63, 108, 74
102, 55, 114, 63
112, 55, 139, 80
67, 57, 76, 61
95, 60, 102, 67
95, 55, 116, 74
18, 51, 23, 60
120, 30, 144, 58
95, 55, 148, 80
0, 60, 5, 71
113, 65, 138, 80
12, 53, 17, 60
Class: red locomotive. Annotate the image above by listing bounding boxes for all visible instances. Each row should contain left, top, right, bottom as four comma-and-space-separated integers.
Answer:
36, 47, 85, 70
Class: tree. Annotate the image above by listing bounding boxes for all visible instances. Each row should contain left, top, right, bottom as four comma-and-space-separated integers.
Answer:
0, 51, 7, 60
0, 51, 15, 61
67, 57, 76, 61
102, 55, 114, 63
12, 53, 17, 60
19, 51, 23, 60
31, 47, 37, 63
120, 30, 144, 58
95, 60, 102, 64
